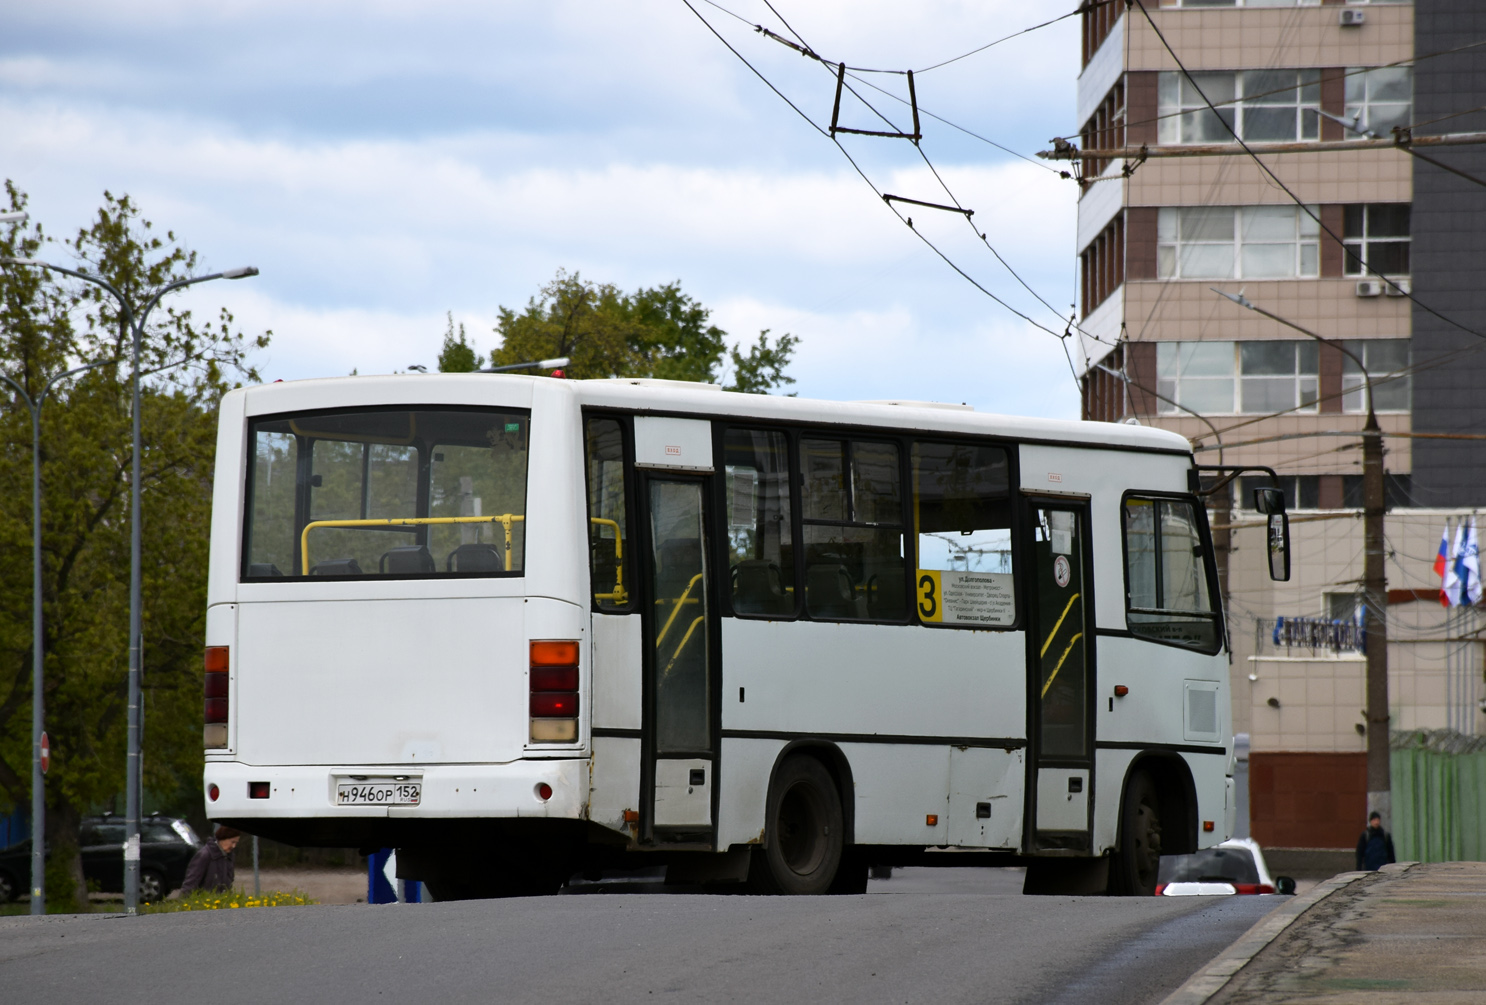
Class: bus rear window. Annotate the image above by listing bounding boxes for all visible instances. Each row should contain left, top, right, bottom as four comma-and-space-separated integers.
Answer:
243, 407, 530, 580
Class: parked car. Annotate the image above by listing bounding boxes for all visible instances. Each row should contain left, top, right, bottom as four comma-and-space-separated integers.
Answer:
1155, 837, 1296, 896
0, 813, 202, 904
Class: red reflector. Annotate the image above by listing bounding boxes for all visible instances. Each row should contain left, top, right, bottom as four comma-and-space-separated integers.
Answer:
249, 781, 270, 799
531, 666, 579, 692
530, 692, 579, 718
208, 783, 220, 802
1231, 883, 1272, 895
204, 646, 229, 673
204, 672, 229, 699
536, 782, 553, 801
1113, 685, 1129, 697
530, 640, 579, 667
1154, 883, 1166, 896
205, 697, 228, 723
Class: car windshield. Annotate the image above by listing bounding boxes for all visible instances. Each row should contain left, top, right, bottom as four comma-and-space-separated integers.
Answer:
171, 820, 202, 846
1158, 846, 1260, 884
244, 407, 531, 580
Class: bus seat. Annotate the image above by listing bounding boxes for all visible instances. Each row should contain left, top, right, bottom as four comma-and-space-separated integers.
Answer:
806, 563, 857, 619
733, 560, 789, 615
310, 558, 363, 576
447, 543, 503, 572
379, 546, 435, 575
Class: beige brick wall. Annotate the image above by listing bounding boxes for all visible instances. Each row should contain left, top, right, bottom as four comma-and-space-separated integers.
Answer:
1133, 4, 1414, 73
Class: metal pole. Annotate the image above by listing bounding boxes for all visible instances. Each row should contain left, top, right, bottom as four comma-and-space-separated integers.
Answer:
1362, 402, 1391, 827
29, 400, 43, 915
124, 307, 143, 914
253, 835, 260, 897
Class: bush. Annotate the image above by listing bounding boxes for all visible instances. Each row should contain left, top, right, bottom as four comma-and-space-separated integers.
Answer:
141, 888, 316, 913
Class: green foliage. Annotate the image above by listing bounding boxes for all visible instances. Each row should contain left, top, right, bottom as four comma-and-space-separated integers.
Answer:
436, 312, 480, 373
0, 183, 268, 892
142, 887, 317, 912
727, 329, 799, 395
490, 269, 796, 392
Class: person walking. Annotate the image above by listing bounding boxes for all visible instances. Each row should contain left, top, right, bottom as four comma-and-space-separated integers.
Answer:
180, 825, 242, 894
1355, 811, 1396, 872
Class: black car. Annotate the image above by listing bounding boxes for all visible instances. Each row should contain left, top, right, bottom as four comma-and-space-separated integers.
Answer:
0, 813, 202, 904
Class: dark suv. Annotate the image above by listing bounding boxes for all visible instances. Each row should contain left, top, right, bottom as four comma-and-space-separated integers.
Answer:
0, 813, 202, 904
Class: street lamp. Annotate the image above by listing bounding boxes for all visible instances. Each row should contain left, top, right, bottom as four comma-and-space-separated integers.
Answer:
0, 358, 121, 914
1213, 286, 1392, 827
0, 257, 258, 914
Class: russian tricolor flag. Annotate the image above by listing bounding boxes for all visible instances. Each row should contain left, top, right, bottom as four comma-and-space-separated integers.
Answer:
1436, 522, 1452, 606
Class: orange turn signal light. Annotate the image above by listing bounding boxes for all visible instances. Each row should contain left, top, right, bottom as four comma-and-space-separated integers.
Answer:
204, 646, 229, 673
530, 640, 579, 667
1113, 685, 1129, 697
1203, 820, 1215, 832
926, 814, 939, 826
623, 809, 639, 823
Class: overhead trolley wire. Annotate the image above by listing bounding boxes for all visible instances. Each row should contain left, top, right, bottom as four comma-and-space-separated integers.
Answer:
913, 0, 1120, 75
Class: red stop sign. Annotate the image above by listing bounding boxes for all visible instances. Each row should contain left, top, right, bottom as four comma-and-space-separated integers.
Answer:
40, 732, 49, 774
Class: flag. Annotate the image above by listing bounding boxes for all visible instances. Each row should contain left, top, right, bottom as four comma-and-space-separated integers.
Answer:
1444, 521, 1464, 607
1437, 520, 1453, 607
1458, 517, 1481, 607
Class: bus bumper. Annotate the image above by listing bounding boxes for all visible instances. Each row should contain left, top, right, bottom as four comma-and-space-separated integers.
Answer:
202, 758, 589, 822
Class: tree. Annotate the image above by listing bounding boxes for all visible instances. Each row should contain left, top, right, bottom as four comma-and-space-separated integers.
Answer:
436, 312, 479, 373
0, 184, 267, 910
489, 269, 796, 392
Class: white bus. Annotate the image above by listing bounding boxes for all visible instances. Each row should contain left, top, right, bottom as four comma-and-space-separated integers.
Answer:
203, 374, 1262, 898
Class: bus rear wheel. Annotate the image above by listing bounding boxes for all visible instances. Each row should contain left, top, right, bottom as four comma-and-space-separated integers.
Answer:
1109, 770, 1163, 896
750, 756, 844, 895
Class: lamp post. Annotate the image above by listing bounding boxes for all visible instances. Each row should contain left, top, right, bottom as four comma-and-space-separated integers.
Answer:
1, 358, 121, 914
1213, 287, 1391, 826
0, 257, 258, 914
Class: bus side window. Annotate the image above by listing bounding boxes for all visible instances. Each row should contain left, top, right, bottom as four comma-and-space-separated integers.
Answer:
723, 428, 794, 617
585, 417, 631, 610
1122, 496, 1221, 653
910, 441, 1016, 627
800, 438, 907, 622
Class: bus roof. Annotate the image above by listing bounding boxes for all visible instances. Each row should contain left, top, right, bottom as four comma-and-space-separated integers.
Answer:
233, 374, 1193, 456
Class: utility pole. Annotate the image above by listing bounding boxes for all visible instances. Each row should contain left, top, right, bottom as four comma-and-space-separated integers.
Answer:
1213, 289, 1390, 823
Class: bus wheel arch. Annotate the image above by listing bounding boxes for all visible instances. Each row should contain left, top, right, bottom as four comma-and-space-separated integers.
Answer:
750, 741, 856, 894
1109, 753, 1198, 895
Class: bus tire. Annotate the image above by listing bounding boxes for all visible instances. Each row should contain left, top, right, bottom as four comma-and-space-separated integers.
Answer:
750, 756, 844, 895
1109, 770, 1163, 896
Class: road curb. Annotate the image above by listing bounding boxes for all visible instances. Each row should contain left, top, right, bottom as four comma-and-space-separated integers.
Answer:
1155, 863, 1417, 1005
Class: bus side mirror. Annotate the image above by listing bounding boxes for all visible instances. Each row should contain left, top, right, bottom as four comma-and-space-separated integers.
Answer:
1253, 487, 1291, 582
1276, 876, 1297, 895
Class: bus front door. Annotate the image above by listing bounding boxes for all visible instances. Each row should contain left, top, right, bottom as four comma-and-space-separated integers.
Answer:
639, 476, 717, 844
1025, 501, 1095, 852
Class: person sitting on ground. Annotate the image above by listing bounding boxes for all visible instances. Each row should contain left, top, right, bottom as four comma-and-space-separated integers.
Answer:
1355, 811, 1396, 872
180, 825, 242, 894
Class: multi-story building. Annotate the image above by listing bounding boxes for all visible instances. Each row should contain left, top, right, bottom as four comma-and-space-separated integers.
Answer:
1072, 0, 1486, 850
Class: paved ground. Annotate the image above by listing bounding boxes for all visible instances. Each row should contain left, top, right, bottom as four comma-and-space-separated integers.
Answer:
0, 874, 1279, 1005
1201, 861, 1486, 1004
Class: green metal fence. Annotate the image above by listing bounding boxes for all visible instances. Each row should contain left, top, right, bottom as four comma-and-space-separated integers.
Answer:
1391, 730, 1486, 862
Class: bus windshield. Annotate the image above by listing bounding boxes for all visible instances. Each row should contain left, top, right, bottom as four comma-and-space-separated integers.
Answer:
243, 407, 530, 580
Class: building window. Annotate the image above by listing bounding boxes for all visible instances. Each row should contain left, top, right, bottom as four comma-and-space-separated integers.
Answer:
1343, 204, 1410, 276
1158, 70, 1319, 145
1345, 66, 1412, 136
1238, 475, 1320, 511
1342, 338, 1410, 413
1240, 341, 1318, 413
1080, 82, 1125, 179
1158, 340, 1319, 415
1158, 206, 1320, 280
1081, 213, 1125, 316
1162, 1, 1321, 7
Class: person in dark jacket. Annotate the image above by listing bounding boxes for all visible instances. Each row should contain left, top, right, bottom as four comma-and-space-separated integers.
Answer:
180, 825, 241, 894
1355, 811, 1396, 871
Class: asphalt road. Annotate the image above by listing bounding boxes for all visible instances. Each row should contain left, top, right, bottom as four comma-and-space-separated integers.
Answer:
0, 869, 1281, 1004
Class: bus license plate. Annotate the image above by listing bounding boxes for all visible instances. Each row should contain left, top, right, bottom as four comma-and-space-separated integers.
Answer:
336, 781, 421, 806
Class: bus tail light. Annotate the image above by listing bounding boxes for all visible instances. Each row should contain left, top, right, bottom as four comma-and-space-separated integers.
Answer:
204, 646, 229, 749
530, 640, 579, 744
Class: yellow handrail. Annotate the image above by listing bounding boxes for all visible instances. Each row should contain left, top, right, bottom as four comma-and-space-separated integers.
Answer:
588, 517, 627, 604
300, 514, 524, 574
655, 573, 704, 647
660, 616, 706, 678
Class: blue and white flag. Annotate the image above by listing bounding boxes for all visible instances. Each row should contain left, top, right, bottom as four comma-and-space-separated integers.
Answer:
1456, 517, 1481, 607
1444, 522, 1463, 606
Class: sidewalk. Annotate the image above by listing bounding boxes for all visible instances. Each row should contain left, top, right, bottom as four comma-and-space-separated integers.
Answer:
1174, 861, 1486, 1003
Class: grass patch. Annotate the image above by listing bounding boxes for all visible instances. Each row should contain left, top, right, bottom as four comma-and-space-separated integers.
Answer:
141, 888, 317, 913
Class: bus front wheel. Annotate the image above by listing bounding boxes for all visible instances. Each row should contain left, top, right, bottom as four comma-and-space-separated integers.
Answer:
750, 756, 844, 895
1109, 770, 1163, 896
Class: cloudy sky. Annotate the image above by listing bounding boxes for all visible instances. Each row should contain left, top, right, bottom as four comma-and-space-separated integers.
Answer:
3, 0, 1088, 417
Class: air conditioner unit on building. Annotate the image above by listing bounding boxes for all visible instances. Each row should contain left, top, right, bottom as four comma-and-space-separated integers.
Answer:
1355, 280, 1384, 297
1385, 279, 1411, 297
1339, 9, 1365, 26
